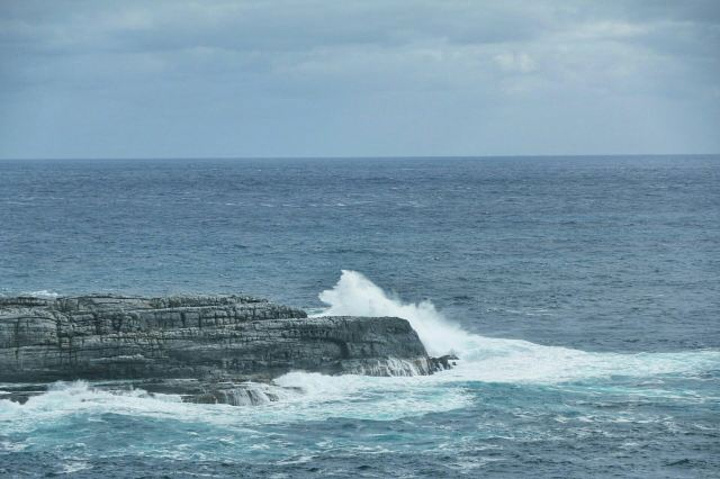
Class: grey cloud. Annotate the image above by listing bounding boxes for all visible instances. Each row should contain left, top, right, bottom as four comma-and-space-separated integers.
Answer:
2, 1, 550, 57
0, 0, 718, 158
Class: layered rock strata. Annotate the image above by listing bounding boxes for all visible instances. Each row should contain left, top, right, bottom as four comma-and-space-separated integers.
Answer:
0, 295, 452, 405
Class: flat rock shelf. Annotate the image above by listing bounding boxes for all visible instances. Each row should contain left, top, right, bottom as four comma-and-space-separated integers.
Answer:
0, 295, 454, 405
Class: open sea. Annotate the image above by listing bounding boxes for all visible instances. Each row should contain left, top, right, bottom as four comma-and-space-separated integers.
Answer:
1, 155, 719, 478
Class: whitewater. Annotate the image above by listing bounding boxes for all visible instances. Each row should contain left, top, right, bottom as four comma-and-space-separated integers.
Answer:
315, 271, 719, 382
3, 271, 717, 430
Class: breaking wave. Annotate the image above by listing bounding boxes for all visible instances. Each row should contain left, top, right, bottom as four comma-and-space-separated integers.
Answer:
0, 377, 470, 430
2, 271, 718, 430
315, 270, 720, 384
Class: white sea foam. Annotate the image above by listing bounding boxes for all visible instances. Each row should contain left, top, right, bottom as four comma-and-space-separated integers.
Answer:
1, 272, 717, 428
0, 376, 470, 431
315, 270, 720, 385
21, 290, 60, 298
316, 270, 466, 357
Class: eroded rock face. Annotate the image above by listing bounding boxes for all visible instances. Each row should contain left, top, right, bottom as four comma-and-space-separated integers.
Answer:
0, 294, 449, 404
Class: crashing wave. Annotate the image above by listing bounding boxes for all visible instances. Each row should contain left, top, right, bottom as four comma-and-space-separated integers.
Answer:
340, 357, 452, 377
316, 270, 720, 384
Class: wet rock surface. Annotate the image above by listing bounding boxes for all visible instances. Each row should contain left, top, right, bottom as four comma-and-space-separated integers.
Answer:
0, 294, 449, 405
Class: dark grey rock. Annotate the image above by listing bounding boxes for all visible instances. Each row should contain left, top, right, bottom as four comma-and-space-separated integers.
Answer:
0, 294, 449, 405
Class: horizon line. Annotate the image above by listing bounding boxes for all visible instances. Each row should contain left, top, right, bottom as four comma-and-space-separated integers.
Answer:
1, 152, 719, 162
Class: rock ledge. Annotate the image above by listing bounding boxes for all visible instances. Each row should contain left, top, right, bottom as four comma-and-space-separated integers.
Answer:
0, 294, 450, 405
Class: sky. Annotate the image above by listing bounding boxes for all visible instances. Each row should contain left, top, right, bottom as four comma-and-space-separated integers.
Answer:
1, 0, 719, 159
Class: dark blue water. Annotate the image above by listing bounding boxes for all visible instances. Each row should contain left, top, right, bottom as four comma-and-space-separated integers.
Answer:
1, 156, 719, 477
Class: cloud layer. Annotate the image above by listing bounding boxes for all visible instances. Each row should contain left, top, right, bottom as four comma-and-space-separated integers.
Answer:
1, 0, 719, 158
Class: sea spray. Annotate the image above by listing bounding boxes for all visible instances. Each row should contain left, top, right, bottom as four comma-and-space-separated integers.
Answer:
1, 272, 718, 431
0, 378, 471, 430
316, 270, 467, 357
316, 270, 720, 384
1, 275, 718, 478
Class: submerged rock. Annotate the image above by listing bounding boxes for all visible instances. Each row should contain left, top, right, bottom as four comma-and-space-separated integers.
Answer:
0, 294, 449, 405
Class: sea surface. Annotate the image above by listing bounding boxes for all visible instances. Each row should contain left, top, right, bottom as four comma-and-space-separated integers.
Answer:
1, 156, 719, 477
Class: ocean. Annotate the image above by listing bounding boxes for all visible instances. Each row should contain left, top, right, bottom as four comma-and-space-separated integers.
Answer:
1, 156, 719, 477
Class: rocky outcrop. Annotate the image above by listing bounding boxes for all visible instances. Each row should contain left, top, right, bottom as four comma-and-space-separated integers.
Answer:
0, 294, 450, 405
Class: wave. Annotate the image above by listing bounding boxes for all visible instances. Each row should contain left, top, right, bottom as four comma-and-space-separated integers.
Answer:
317, 270, 465, 357
0, 378, 470, 431
0, 289, 61, 299
315, 270, 720, 384
25, 290, 60, 298
1, 271, 717, 429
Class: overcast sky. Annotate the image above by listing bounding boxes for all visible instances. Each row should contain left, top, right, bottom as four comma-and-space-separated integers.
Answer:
1, 1, 719, 159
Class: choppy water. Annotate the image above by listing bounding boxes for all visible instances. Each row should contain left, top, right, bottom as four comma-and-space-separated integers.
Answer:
1, 156, 719, 477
